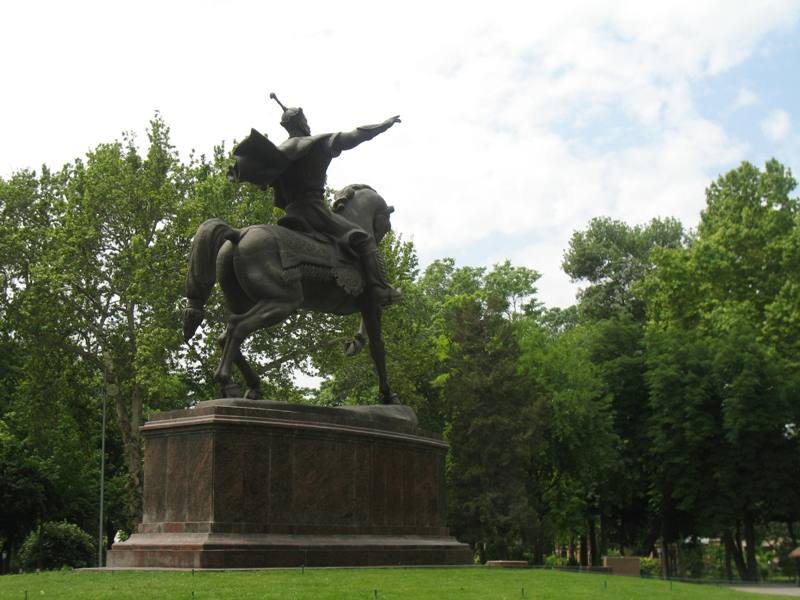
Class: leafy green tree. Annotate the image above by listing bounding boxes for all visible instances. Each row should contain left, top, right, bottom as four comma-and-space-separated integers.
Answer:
562, 216, 685, 557
437, 262, 541, 561
27, 119, 194, 523
517, 319, 619, 565
563, 216, 684, 320
0, 427, 59, 572
644, 160, 800, 580
0, 165, 112, 565
444, 295, 536, 561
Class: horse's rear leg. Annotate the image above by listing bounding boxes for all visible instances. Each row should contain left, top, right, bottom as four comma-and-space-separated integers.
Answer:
214, 299, 300, 395
234, 351, 263, 399
217, 243, 264, 398
215, 334, 263, 399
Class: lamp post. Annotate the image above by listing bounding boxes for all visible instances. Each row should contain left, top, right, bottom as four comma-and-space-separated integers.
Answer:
98, 389, 107, 567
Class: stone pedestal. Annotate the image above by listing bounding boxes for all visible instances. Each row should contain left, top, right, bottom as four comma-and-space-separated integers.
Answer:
107, 399, 472, 568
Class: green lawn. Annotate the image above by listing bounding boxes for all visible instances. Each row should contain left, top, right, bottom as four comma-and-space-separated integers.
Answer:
0, 567, 783, 600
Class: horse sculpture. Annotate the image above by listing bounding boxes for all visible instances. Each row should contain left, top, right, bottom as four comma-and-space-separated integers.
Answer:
182, 184, 398, 404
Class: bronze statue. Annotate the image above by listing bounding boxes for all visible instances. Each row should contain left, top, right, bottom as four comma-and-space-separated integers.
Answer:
228, 93, 402, 306
183, 96, 402, 404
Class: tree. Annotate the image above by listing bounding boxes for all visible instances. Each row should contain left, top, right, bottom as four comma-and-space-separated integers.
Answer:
26, 118, 194, 523
562, 216, 685, 557
0, 428, 58, 572
0, 166, 115, 566
563, 216, 684, 320
517, 318, 619, 565
644, 160, 800, 580
437, 262, 541, 561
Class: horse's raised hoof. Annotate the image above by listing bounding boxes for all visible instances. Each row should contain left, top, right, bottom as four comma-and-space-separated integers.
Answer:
381, 392, 401, 405
243, 388, 262, 400
344, 336, 365, 356
221, 382, 243, 398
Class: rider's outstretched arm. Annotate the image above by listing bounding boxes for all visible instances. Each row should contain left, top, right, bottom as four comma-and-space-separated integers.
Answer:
335, 115, 401, 152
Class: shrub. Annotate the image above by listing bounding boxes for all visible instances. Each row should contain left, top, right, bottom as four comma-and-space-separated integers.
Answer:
18, 521, 96, 571
680, 541, 705, 579
640, 556, 661, 577
544, 553, 567, 566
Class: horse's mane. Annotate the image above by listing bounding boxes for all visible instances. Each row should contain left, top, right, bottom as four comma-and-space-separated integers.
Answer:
332, 183, 376, 212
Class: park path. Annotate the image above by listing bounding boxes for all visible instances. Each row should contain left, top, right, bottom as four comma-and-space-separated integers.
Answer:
730, 585, 800, 597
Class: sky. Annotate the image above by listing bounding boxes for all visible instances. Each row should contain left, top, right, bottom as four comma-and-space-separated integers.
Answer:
2, 0, 799, 308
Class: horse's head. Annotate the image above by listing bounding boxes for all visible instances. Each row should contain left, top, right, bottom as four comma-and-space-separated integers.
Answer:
333, 184, 395, 243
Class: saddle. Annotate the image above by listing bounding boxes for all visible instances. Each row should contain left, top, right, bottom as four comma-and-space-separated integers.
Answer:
270, 217, 364, 297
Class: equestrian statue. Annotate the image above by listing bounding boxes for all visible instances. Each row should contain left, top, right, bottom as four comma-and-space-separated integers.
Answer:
182, 94, 402, 404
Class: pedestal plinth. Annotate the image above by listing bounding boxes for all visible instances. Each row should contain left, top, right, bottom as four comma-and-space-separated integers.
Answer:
107, 399, 472, 568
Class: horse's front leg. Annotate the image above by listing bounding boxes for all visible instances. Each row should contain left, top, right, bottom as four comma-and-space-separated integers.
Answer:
360, 305, 399, 405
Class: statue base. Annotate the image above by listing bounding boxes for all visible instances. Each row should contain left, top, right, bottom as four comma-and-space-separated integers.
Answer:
107, 399, 472, 568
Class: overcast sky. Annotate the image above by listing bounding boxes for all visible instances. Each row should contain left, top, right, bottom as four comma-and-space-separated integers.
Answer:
2, 0, 799, 308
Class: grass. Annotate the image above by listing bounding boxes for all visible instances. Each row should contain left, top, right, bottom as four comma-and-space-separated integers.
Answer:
0, 566, 787, 599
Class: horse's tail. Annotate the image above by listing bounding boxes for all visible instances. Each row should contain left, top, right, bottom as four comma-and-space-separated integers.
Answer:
183, 218, 241, 342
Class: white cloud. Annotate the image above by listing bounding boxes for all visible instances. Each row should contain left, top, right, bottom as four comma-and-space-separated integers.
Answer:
1, 0, 799, 307
734, 87, 759, 109
761, 110, 792, 141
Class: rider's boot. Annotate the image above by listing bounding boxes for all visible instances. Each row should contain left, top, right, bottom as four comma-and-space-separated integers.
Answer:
360, 248, 402, 306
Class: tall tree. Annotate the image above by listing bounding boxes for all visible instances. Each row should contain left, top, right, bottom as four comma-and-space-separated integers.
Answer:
517, 318, 619, 565
645, 160, 800, 580
562, 216, 684, 556
0, 166, 111, 563
33, 118, 193, 522
440, 262, 541, 561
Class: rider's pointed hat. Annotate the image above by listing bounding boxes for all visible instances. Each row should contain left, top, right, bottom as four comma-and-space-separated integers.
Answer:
270, 92, 305, 130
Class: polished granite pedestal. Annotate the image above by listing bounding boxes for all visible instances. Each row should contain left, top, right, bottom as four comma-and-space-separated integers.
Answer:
106, 399, 472, 568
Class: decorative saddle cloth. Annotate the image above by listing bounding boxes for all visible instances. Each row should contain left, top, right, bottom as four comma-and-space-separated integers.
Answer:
263, 222, 364, 297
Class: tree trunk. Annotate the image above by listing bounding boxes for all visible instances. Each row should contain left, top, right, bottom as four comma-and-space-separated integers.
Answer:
788, 521, 799, 585
568, 537, 577, 565
599, 514, 608, 559
736, 520, 743, 556
6, 544, 15, 575
723, 530, 747, 580
639, 527, 660, 557
104, 358, 143, 525
588, 517, 599, 566
476, 542, 485, 565
579, 530, 588, 566
724, 538, 733, 581
744, 512, 758, 582
532, 533, 544, 565
660, 518, 670, 579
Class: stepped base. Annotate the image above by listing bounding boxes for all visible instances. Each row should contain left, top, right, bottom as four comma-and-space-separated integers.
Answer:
108, 532, 471, 568
106, 399, 472, 568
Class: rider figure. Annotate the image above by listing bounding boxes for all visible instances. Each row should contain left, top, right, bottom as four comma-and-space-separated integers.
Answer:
231, 94, 402, 306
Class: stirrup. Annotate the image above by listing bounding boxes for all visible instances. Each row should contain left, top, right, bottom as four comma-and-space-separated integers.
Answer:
370, 284, 403, 306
